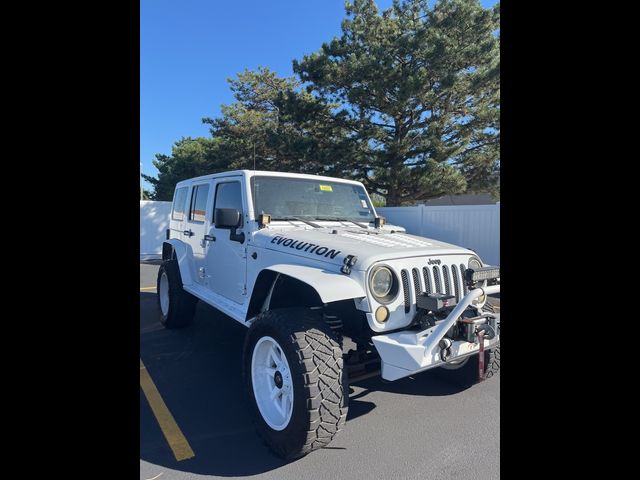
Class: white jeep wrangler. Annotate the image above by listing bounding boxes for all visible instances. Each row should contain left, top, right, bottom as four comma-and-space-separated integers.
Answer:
158, 170, 500, 459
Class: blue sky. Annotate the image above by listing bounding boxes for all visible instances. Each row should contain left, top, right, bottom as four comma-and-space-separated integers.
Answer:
140, 0, 497, 188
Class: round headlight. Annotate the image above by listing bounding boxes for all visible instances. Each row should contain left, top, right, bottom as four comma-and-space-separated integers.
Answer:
468, 257, 482, 271
368, 266, 399, 304
468, 256, 486, 307
371, 267, 393, 297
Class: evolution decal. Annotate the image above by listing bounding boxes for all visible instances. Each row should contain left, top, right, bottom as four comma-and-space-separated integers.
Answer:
270, 236, 342, 259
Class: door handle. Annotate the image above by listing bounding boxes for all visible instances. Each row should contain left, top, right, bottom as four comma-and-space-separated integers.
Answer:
204, 234, 216, 242
183, 229, 193, 237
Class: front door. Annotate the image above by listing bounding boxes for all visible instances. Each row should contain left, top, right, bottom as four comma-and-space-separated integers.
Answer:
206, 178, 247, 303
184, 181, 212, 285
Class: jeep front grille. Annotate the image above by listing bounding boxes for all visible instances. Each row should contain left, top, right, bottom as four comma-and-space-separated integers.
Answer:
401, 269, 410, 313
451, 264, 461, 301
422, 267, 432, 294
432, 266, 442, 294
459, 263, 469, 295
442, 265, 450, 295
411, 268, 421, 302
400, 259, 469, 313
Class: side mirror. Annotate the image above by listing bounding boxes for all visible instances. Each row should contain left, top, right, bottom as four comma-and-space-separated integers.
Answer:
215, 208, 241, 228
214, 208, 244, 243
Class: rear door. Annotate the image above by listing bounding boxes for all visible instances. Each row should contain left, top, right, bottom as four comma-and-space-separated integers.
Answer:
168, 185, 189, 241
184, 180, 213, 285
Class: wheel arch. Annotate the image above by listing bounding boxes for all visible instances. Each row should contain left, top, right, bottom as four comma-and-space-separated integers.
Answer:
246, 264, 366, 320
161, 240, 194, 286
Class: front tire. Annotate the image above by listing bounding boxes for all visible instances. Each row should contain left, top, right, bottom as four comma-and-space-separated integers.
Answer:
156, 259, 197, 328
243, 308, 348, 460
435, 343, 500, 387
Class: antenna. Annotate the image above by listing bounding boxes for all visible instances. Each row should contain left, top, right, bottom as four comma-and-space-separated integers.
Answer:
252, 140, 257, 222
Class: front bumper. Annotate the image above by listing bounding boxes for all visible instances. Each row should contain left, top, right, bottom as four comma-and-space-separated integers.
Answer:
371, 284, 500, 381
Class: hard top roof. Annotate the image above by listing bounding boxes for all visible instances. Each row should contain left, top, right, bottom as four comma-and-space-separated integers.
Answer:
175, 170, 365, 188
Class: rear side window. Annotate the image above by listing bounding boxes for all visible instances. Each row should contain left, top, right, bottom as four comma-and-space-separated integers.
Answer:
214, 182, 243, 225
171, 187, 188, 221
189, 184, 210, 222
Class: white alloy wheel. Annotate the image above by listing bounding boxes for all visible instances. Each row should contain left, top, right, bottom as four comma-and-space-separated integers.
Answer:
251, 336, 294, 431
159, 271, 170, 316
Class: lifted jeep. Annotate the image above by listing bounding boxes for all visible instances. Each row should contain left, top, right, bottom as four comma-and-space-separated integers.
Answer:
158, 170, 500, 459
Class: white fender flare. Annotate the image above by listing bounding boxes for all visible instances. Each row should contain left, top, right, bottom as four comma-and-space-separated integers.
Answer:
162, 240, 194, 286
265, 264, 366, 304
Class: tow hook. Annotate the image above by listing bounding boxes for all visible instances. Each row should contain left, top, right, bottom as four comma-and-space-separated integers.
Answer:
476, 323, 496, 340
439, 338, 452, 362
477, 330, 486, 382
474, 324, 495, 382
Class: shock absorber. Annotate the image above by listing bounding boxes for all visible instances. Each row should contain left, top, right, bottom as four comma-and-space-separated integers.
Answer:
323, 312, 343, 342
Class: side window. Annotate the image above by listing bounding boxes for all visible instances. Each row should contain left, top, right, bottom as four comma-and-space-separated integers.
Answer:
214, 182, 243, 226
189, 184, 210, 223
171, 187, 188, 221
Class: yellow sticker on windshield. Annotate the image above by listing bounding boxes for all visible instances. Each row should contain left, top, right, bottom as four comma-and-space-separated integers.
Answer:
319, 185, 333, 192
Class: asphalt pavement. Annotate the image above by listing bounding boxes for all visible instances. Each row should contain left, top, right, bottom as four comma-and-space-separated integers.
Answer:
140, 262, 500, 480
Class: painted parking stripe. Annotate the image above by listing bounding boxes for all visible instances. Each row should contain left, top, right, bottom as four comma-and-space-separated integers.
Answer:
140, 286, 156, 291
139, 359, 195, 461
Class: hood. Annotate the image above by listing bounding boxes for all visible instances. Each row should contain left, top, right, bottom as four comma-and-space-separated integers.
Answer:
252, 223, 473, 270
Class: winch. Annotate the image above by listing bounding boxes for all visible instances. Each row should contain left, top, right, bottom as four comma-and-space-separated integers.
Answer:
414, 292, 498, 360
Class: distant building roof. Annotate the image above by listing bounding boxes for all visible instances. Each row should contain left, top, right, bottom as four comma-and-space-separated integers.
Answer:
419, 193, 498, 206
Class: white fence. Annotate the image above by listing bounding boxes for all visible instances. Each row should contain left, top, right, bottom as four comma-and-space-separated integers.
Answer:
140, 201, 172, 258
378, 204, 500, 266
139, 201, 499, 265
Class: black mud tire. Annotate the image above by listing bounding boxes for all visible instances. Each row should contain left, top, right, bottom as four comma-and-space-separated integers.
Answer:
243, 308, 348, 460
434, 343, 500, 387
156, 259, 197, 328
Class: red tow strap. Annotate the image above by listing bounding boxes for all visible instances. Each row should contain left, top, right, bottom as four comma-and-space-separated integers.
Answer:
477, 330, 485, 383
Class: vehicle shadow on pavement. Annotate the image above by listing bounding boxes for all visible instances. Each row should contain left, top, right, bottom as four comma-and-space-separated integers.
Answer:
140, 292, 470, 477
347, 370, 469, 422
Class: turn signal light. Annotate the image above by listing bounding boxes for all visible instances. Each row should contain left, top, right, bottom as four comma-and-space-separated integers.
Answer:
375, 306, 389, 322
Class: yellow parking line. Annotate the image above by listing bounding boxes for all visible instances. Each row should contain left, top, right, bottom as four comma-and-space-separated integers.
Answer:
140, 286, 156, 291
139, 358, 195, 461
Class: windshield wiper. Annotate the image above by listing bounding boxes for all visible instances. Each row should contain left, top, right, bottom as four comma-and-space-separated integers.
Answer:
312, 216, 370, 229
272, 216, 322, 228
349, 220, 370, 229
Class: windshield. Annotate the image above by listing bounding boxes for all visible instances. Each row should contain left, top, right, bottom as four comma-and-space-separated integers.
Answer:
250, 176, 375, 223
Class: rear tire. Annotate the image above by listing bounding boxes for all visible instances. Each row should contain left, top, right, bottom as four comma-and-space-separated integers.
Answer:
157, 259, 197, 328
243, 308, 348, 460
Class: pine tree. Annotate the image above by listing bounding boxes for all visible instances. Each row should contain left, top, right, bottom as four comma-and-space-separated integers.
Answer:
294, 0, 500, 204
